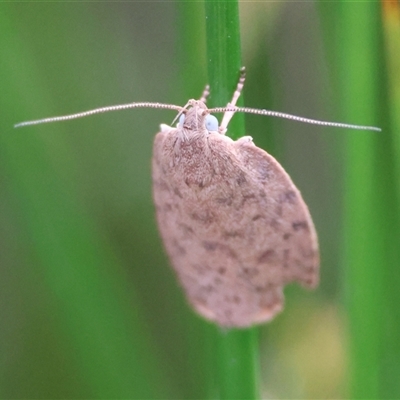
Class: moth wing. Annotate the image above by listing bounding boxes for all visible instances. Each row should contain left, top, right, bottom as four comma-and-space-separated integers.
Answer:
152, 129, 319, 327
185, 133, 320, 327
232, 136, 319, 289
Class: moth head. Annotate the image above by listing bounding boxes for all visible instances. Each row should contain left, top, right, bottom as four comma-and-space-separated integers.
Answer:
178, 100, 219, 133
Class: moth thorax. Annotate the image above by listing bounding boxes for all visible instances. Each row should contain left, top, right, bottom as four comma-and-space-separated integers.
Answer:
182, 108, 208, 131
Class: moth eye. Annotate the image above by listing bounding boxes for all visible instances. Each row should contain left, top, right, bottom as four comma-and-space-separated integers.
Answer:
179, 114, 185, 127
205, 114, 219, 131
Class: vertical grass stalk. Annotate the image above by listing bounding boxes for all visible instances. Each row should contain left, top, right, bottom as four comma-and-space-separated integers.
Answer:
204, 1, 260, 399
334, 3, 398, 398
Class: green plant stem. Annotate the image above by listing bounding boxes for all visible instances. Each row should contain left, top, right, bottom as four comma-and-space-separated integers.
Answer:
334, 3, 396, 398
204, 1, 260, 399
205, 0, 244, 138
381, 9, 400, 397
216, 328, 260, 400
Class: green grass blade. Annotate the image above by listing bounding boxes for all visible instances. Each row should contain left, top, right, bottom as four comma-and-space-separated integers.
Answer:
216, 328, 260, 400
380, 4, 400, 398
204, 2, 259, 399
329, 3, 399, 398
205, 0, 245, 138
1, 6, 172, 398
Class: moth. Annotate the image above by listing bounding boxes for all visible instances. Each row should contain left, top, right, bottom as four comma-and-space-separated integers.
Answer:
15, 69, 380, 328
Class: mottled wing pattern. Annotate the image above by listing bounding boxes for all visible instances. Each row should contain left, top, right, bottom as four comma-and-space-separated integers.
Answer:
152, 126, 319, 328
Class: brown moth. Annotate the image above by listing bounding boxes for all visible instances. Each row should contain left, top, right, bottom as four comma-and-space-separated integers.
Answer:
15, 69, 381, 328
151, 74, 319, 327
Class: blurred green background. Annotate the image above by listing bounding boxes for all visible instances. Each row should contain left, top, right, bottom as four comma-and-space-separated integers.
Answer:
1, 2, 399, 399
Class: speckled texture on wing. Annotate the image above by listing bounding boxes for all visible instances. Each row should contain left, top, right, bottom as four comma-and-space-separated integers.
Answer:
152, 122, 319, 328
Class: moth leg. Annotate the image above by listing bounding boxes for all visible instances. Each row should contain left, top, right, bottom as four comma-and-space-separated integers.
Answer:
200, 85, 210, 103
219, 67, 246, 134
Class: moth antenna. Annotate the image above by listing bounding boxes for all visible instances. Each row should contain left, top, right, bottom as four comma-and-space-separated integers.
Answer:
14, 102, 183, 128
210, 106, 382, 132
171, 100, 193, 127
219, 67, 246, 133
200, 85, 210, 103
